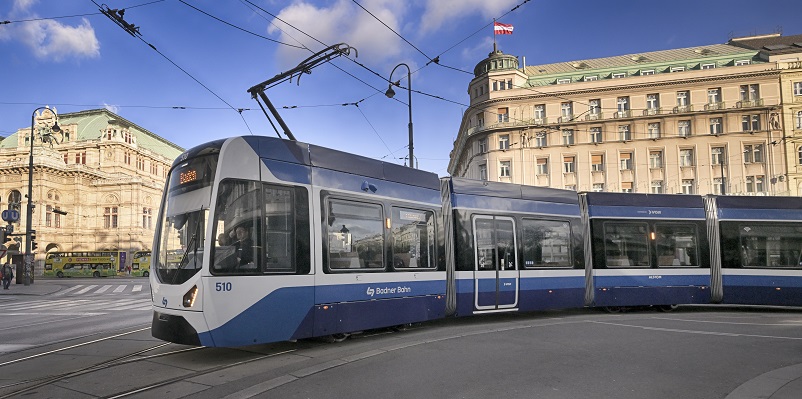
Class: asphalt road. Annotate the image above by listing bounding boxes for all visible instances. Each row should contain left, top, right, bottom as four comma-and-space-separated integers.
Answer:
0, 278, 151, 354
1, 280, 801, 399
254, 307, 802, 399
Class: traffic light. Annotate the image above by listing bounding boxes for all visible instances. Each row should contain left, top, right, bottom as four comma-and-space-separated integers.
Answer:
30, 230, 37, 251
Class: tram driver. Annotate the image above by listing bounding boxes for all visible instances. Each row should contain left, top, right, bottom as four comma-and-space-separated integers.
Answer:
233, 225, 255, 268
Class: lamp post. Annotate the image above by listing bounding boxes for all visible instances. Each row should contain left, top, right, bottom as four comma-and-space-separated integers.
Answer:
385, 63, 414, 169
25, 107, 60, 286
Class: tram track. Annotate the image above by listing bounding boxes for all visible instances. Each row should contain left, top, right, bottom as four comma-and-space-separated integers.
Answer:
104, 348, 297, 399
0, 342, 183, 398
0, 323, 299, 399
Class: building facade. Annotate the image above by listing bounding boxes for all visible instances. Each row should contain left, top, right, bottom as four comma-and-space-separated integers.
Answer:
449, 33, 802, 196
0, 108, 183, 267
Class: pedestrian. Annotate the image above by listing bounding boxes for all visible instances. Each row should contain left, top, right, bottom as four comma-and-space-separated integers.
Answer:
2, 263, 13, 290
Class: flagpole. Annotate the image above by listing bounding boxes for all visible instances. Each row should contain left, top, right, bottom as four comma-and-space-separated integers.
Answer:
493, 18, 497, 51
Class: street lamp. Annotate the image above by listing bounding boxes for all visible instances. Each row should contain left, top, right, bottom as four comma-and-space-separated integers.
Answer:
25, 107, 61, 286
385, 63, 414, 169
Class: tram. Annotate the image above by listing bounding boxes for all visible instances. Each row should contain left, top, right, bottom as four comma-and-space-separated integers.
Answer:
150, 136, 802, 347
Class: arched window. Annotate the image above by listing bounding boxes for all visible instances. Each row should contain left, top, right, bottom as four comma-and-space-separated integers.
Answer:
7, 190, 21, 211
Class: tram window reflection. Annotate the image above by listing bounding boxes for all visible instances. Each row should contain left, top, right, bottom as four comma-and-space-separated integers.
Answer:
521, 219, 572, 268
603, 222, 650, 268
211, 180, 262, 274
391, 207, 435, 270
738, 224, 802, 269
327, 200, 384, 271
655, 224, 699, 267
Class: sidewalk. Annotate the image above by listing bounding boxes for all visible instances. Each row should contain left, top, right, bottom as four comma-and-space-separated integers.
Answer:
0, 280, 61, 296
726, 363, 802, 399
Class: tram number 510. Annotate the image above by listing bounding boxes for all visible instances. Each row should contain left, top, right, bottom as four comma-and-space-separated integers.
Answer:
215, 282, 233, 292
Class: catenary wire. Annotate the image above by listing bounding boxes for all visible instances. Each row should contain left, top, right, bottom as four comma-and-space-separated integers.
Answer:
177, 0, 305, 49
90, 0, 254, 134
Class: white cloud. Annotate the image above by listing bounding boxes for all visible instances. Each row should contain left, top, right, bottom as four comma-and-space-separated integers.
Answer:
2, 0, 100, 62
103, 103, 120, 114
419, 0, 520, 34
20, 18, 100, 61
267, 0, 406, 68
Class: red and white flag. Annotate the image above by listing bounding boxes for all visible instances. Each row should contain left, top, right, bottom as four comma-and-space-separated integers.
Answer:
494, 21, 513, 35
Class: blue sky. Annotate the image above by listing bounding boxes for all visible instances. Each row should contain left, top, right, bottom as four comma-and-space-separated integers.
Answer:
1, 0, 800, 176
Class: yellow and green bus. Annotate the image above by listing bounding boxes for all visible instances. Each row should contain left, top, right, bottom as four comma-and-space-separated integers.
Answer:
44, 251, 124, 278
131, 250, 151, 277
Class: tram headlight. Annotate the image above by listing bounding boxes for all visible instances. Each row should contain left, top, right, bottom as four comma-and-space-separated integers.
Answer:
183, 285, 198, 308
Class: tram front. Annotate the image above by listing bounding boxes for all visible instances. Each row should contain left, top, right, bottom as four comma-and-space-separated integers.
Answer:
150, 141, 222, 346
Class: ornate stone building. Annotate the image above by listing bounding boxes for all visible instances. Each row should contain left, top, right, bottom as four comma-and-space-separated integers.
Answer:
0, 108, 183, 268
449, 33, 802, 196
727, 33, 802, 196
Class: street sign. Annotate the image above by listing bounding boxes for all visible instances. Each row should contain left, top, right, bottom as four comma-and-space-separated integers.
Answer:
1, 210, 20, 223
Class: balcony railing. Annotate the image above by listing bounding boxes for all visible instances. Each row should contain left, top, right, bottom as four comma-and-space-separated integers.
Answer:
673, 105, 693, 113
643, 108, 662, 116
558, 115, 575, 123
614, 110, 631, 118
704, 102, 725, 111
531, 117, 548, 125
736, 98, 764, 108
585, 112, 603, 121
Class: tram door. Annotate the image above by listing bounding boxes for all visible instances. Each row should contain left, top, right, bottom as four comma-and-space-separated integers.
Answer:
473, 216, 519, 311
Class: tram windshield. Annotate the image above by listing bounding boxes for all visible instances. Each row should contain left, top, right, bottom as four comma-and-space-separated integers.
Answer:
155, 154, 217, 284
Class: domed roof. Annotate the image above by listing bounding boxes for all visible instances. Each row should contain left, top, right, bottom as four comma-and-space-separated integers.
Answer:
473, 45, 519, 76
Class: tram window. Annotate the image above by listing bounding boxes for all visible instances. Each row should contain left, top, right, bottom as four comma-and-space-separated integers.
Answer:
262, 186, 296, 273
603, 222, 650, 268
391, 207, 435, 270
327, 200, 384, 271
522, 219, 571, 268
473, 216, 517, 271
655, 224, 699, 267
211, 180, 263, 275
738, 224, 802, 269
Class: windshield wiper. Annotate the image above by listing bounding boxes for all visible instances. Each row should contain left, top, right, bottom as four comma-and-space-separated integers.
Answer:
171, 207, 203, 284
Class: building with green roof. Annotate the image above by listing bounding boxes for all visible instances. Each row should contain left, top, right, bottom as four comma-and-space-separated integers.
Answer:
450, 33, 802, 196
0, 108, 184, 273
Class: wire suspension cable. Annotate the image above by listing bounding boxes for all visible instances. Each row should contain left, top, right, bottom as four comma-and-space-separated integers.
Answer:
94, 1, 253, 134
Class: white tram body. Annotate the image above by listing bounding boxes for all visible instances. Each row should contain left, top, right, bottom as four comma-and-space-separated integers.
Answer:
151, 137, 445, 346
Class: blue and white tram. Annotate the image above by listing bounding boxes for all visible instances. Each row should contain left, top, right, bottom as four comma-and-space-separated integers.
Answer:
443, 178, 585, 316
582, 192, 711, 309
151, 135, 802, 347
151, 136, 446, 347
707, 195, 802, 306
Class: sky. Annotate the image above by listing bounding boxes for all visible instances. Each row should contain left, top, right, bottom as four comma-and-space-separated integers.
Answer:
1, 0, 801, 177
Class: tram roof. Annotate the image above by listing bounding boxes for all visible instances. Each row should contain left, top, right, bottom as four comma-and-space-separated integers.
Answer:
447, 177, 579, 204
246, 136, 441, 190
712, 194, 802, 210
584, 192, 705, 208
